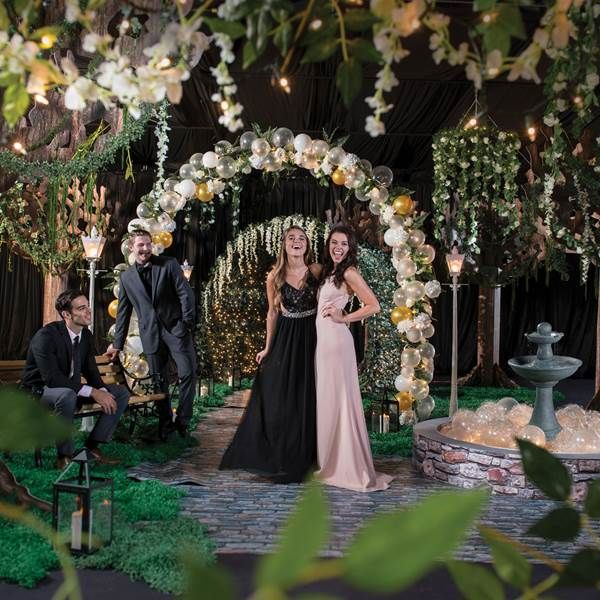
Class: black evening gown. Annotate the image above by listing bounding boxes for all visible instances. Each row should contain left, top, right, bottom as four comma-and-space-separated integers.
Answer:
219, 273, 318, 483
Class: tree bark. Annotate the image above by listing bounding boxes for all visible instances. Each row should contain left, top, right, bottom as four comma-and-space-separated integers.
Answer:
42, 272, 68, 324
0, 459, 51, 511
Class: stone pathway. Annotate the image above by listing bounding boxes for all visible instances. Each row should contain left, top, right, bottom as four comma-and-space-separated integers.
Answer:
129, 391, 597, 561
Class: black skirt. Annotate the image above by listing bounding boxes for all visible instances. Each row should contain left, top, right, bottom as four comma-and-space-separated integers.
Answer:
219, 313, 317, 483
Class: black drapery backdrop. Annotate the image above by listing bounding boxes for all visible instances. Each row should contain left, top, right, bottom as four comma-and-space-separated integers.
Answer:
0, 22, 596, 379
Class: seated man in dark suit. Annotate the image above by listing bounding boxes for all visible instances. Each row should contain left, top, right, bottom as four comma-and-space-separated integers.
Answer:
21, 289, 129, 468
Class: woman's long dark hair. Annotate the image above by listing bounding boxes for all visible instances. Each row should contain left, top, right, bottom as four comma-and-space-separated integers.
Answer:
320, 224, 358, 289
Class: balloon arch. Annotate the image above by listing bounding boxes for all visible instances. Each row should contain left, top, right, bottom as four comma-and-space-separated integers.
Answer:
107, 127, 442, 422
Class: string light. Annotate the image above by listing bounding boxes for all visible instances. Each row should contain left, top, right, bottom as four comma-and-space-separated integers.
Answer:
39, 34, 57, 49
482, 11, 498, 24
157, 57, 171, 69
220, 99, 230, 111
487, 67, 499, 77
309, 19, 323, 31
121, 19, 130, 31
279, 77, 291, 94
12, 141, 26, 155
527, 126, 536, 142
573, 95, 583, 107
465, 117, 477, 129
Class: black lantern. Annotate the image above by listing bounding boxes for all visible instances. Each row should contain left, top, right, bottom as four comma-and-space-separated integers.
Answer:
198, 376, 215, 398
228, 364, 242, 391
52, 449, 113, 555
370, 388, 400, 433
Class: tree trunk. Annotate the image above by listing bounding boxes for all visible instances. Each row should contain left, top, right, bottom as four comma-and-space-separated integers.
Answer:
42, 272, 68, 324
459, 285, 517, 388
0, 459, 51, 511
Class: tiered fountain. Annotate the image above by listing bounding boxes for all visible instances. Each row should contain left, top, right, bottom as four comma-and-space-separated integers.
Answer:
413, 322, 600, 498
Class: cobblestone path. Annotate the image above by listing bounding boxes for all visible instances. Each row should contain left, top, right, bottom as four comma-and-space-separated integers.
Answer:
129, 391, 596, 560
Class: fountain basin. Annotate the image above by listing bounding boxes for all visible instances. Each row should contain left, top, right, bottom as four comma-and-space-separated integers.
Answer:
413, 418, 600, 499
508, 355, 582, 384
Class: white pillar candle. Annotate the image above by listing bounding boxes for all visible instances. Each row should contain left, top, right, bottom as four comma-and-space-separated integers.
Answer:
200, 384, 209, 397
227, 374, 233, 387
71, 510, 82, 550
383, 414, 390, 433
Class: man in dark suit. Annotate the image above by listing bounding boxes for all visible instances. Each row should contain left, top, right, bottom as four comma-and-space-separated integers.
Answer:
106, 230, 196, 439
21, 289, 129, 469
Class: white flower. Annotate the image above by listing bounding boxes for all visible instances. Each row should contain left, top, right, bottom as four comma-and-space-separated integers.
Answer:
396, 319, 413, 334
365, 115, 385, 137
381, 205, 395, 224
207, 179, 225, 194
586, 72, 599, 89
64, 77, 98, 110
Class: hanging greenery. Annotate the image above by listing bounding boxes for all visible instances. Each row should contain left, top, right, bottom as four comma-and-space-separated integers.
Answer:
431, 125, 523, 261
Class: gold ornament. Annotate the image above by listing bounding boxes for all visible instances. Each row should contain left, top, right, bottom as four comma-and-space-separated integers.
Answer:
391, 306, 412, 324
108, 299, 118, 319
395, 391, 413, 411
331, 168, 346, 186
196, 182, 214, 202
392, 195, 413, 215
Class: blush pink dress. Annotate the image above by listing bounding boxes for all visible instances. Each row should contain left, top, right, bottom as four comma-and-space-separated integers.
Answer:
314, 277, 393, 492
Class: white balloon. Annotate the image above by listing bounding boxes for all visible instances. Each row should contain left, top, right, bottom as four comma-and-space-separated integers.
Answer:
394, 375, 412, 392
293, 134, 312, 152
202, 151, 219, 168
178, 179, 197, 198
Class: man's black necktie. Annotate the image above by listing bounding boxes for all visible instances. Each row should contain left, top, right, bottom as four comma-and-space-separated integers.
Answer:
72, 336, 81, 384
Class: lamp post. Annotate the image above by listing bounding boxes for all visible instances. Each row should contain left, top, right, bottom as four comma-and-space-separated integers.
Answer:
181, 259, 194, 282
81, 226, 107, 335
445, 246, 465, 417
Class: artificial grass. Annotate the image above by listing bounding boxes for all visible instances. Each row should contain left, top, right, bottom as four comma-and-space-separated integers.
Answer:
0, 382, 246, 593
368, 385, 564, 458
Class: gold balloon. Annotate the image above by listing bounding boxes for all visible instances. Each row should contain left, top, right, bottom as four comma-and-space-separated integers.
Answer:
392, 195, 413, 215
159, 231, 173, 248
151, 233, 162, 245
331, 168, 346, 186
108, 299, 118, 319
395, 391, 413, 411
196, 182, 214, 202
391, 306, 412, 324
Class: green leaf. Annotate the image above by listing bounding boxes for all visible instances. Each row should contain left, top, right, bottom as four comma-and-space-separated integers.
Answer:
223, 0, 263, 21
336, 58, 363, 108
182, 552, 235, 600
474, 0, 496, 11
479, 526, 531, 590
497, 4, 526, 40
242, 40, 258, 69
255, 481, 329, 589
517, 439, 572, 501
482, 25, 510, 56
273, 21, 292, 56
0, 3, 10, 29
0, 71, 19, 87
348, 39, 382, 64
342, 489, 488, 591
584, 479, 600, 518
3, 83, 31, 129
344, 9, 380, 31
558, 549, 600, 587
0, 387, 73, 451
300, 38, 340, 64
203, 18, 246, 40
447, 561, 505, 600
527, 507, 580, 541
256, 10, 273, 53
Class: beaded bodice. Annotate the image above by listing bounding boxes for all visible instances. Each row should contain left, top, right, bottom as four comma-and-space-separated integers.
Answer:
280, 270, 319, 316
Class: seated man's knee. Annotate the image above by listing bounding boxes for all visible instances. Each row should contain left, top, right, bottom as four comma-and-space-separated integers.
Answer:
55, 388, 78, 413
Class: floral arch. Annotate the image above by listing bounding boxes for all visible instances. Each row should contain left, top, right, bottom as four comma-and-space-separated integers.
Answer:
108, 127, 442, 421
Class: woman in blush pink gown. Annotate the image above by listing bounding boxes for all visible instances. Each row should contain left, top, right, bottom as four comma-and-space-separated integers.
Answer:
315, 224, 393, 492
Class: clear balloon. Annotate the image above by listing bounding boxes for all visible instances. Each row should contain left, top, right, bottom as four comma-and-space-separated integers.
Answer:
326, 146, 346, 165
422, 324, 435, 338
401, 347, 421, 367
112, 284, 120, 298
516, 424, 546, 447
127, 218, 149, 233
159, 191, 181, 213
189, 153, 204, 169
410, 379, 429, 401
372, 165, 393, 187
164, 177, 179, 191
416, 396, 435, 420
179, 163, 195, 179
420, 342, 436, 359
311, 139, 329, 157
251, 138, 271, 157
344, 169, 365, 189
216, 156, 236, 179
404, 280, 425, 301
389, 215, 405, 230
355, 188, 370, 202
400, 366, 414, 378
476, 402, 507, 423
370, 186, 389, 203
417, 244, 435, 263
396, 258, 416, 278
392, 244, 411, 260
507, 404, 533, 429
408, 229, 426, 247
202, 151, 219, 168
406, 327, 423, 343
368, 200, 382, 215
239, 131, 257, 150
136, 203, 153, 219
262, 153, 283, 172
272, 127, 294, 148
393, 288, 408, 306
214, 140, 232, 155
359, 158, 372, 173
498, 397, 519, 411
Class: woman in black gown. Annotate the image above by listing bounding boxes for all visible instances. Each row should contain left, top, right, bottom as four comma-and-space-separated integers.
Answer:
219, 226, 320, 483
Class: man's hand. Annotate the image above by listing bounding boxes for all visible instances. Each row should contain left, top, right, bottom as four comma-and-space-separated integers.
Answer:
91, 388, 117, 414
105, 344, 119, 361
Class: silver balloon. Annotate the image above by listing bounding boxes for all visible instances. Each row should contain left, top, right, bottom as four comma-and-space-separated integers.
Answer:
373, 165, 393, 187
251, 138, 271, 157
112, 284, 120, 298
327, 146, 346, 165
239, 131, 257, 150
179, 163, 195, 179
189, 153, 204, 169
272, 127, 294, 148
136, 203, 153, 219
214, 140, 233, 155
216, 156, 236, 179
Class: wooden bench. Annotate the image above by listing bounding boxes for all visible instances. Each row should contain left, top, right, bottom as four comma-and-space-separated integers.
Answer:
0, 356, 167, 464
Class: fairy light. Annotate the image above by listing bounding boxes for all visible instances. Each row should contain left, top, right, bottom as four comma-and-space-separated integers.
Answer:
39, 34, 56, 49
527, 126, 536, 142
121, 19, 130, 31
220, 99, 230, 111
573, 95, 583, 107
12, 141, 26, 155
465, 117, 477, 129
279, 77, 291, 94
487, 67, 499, 77
482, 11, 498, 24
157, 57, 171, 69
309, 19, 323, 31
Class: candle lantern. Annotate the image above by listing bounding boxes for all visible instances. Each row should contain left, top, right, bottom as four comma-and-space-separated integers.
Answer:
228, 364, 242, 390
52, 449, 113, 555
198, 376, 215, 398
368, 388, 399, 433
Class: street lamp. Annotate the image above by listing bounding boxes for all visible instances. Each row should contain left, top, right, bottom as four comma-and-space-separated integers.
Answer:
181, 259, 194, 282
445, 246, 465, 417
81, 226, 107, 334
